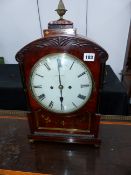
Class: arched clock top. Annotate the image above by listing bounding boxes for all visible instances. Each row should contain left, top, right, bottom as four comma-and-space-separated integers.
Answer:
15, 36, 108, 63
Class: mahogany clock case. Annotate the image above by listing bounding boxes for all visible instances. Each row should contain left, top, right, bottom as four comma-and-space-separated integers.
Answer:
16, 35, 108, 144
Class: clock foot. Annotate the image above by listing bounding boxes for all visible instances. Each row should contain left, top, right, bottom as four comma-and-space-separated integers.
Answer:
94, 144, 101, 148
28, 139, 34, 143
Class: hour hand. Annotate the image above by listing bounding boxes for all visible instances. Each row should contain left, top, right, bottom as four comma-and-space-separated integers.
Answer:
60, 97, 64, 110
60, 97, 63, 102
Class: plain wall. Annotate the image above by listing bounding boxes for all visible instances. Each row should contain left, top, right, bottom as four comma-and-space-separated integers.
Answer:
0, 0, 130, 78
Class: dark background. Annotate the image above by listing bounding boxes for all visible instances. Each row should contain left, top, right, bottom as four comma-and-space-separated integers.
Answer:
0, 64, 129, 115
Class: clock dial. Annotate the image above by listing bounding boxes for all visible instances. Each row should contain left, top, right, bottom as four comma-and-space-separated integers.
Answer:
30, 53, 93, 114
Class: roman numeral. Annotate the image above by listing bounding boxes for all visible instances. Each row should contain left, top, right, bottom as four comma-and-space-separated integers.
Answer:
38, 94, 45, 101
49, 101, 54, 108
33, 85, 42, 88
81, 84, 90, 88
57, 59, 62, 68
72, 102, 77, 108
69, 61, 75, 70
78, 72, 86, 78
36, 74, 44, 78
44, 63, 51, 70
77, 94, 86, 100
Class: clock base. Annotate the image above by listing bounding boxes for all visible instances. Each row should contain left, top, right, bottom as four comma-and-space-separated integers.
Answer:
28, 132, 101, 145
27, 112, 101, 146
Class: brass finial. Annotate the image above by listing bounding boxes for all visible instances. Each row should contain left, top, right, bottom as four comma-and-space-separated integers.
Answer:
55, 0, 67, 19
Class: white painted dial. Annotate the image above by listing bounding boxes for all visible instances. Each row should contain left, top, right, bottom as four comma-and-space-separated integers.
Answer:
30, 53, 93, 114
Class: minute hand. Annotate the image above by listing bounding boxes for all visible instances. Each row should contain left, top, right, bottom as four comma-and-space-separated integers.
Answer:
58, 63, 62, 85
57, 59, 64, 110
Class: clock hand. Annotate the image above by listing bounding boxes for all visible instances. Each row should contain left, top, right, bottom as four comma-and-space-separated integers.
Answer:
60, 97, 64, 110
57, 59, 62, 85
57, 59, 64, 110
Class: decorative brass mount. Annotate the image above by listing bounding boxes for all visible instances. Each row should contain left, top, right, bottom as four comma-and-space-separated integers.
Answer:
55, 0, 67, 19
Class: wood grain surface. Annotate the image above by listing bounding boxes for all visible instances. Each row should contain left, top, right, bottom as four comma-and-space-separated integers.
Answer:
0, 169, 50, 175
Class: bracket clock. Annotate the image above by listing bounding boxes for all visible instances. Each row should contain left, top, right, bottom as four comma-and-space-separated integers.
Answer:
16, 0, 108, 145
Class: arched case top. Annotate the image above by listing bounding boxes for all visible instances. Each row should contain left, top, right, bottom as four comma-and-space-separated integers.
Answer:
16, 35, 108, 63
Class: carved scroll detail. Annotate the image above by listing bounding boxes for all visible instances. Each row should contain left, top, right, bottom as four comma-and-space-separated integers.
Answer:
16, 36, 108, 62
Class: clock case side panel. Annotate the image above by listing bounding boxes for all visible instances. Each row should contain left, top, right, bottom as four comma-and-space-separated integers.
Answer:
15, 35, 108, 144
15, 62, 37, 134
15, 40, 44, 134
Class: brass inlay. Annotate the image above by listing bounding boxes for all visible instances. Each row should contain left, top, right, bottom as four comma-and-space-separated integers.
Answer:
34, 110, 42, 128
36, 113, 92, 133
44, 116, 51, 124
61, 120, 65, 126
37, 126, 90, 133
